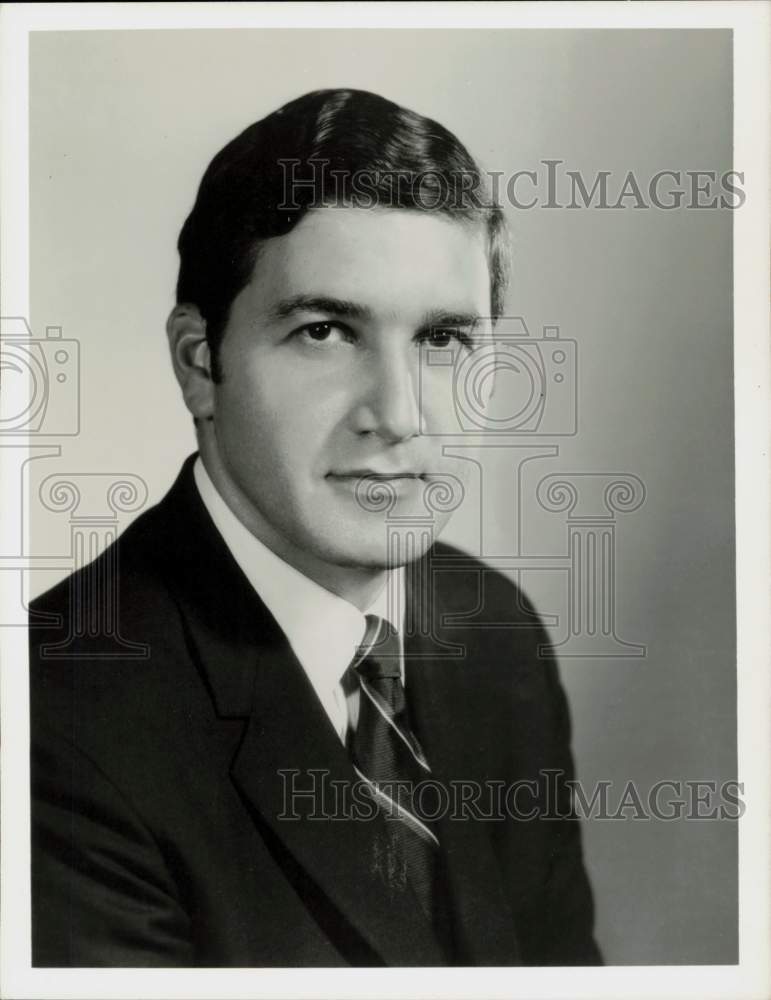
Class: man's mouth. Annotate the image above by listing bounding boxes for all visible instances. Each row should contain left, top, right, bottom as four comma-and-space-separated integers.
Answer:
327, 470, 428, 481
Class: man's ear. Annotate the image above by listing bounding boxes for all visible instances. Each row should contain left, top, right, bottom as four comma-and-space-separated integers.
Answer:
166, 304, 216, 420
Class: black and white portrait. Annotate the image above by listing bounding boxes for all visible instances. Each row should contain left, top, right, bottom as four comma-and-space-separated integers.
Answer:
1, 5, 768, 999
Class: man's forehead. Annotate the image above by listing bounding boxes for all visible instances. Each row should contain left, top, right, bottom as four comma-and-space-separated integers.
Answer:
248, 206, 492, 321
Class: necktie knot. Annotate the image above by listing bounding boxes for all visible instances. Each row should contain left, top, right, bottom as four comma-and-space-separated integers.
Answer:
354, 614, 401, 682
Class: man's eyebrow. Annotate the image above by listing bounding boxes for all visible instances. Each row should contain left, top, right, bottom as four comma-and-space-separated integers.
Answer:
418, 309, 483, 330
268, 296, 483, 331
269, 295, 373, 322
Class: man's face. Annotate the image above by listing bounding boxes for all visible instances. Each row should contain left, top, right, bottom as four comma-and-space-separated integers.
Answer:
206, 206, 492, 573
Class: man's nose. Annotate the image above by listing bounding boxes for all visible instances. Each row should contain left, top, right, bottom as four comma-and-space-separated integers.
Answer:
353, 347, 421, 443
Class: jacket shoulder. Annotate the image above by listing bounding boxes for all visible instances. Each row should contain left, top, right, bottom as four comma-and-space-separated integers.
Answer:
30, 498, 166, 621
429, 540, 546, 627
28, 495, 196, 755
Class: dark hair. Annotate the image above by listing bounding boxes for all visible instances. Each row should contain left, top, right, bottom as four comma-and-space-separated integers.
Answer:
176, 89, 510, 379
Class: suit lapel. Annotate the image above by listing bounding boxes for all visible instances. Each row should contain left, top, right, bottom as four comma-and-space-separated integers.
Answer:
154, 457, 446, 966
404, 551, 523, 966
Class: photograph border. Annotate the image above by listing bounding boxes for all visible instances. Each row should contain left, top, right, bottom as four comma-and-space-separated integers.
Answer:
1, 3, 768, 998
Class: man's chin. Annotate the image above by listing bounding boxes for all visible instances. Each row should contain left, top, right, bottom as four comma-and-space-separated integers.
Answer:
317, 524, 441, 573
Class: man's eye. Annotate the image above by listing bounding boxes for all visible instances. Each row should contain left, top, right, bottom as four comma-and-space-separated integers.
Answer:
423, 328, 474, 350
296, 322, 350, 346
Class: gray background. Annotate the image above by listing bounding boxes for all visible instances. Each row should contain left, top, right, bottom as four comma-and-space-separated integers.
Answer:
28, 29, 736, 964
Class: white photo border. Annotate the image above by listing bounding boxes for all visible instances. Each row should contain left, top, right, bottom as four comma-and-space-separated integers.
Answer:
1, 3, 768, 998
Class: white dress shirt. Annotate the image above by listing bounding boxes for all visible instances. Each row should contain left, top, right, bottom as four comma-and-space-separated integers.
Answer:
193, 456, 404, 744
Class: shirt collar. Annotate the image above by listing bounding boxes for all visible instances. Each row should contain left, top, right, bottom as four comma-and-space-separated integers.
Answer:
192, 456, 403, 690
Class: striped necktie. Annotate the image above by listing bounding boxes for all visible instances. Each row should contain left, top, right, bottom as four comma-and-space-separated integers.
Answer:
346, 614, 440, 923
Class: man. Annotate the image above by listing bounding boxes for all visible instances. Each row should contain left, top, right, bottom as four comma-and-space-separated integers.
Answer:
30, 89, 601, 967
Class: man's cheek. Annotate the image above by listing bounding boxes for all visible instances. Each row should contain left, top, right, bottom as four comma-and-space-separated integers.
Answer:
421, 383, 462, 436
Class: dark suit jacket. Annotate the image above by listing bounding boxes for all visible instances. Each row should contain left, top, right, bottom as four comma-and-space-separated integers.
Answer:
30, 454, 601, 967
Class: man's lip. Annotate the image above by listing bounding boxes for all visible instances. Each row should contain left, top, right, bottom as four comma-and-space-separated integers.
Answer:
327, 471, 427, 480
